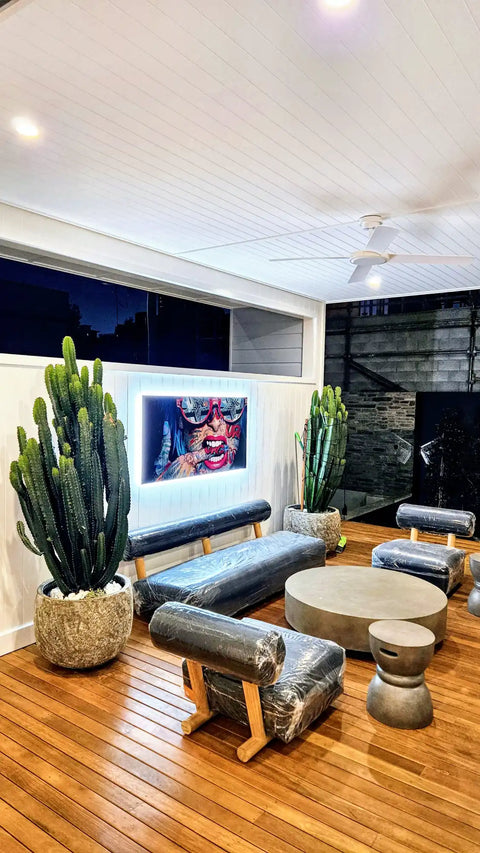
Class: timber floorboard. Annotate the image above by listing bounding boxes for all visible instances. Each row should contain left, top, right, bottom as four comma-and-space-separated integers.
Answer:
1, 521, 480, 852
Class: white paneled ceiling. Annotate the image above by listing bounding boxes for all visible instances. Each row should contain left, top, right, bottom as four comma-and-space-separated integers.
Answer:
2, 0, 480, 302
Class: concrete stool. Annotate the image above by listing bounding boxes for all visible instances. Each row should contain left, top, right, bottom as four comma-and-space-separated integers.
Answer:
468, 553, 480, 616
366, 620, 435, 729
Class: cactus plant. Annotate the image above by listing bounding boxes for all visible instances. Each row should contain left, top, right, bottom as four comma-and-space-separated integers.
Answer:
10, 336, 130, 595
300, 385, 348, 514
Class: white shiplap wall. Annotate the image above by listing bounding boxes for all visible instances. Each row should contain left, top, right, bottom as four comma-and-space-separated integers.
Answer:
0, 353, 314, 655
231, 307, 303, 377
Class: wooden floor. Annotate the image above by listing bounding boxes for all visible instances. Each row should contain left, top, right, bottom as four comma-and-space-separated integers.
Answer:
1, 522, 480, 853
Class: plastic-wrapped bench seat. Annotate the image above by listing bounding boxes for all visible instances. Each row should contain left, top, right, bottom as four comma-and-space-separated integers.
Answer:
372, 503, 475, 594
150, 602, 345, 761
126, 499, 326, 621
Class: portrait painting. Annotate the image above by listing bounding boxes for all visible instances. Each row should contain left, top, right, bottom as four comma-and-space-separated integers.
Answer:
142, 395, 248, 483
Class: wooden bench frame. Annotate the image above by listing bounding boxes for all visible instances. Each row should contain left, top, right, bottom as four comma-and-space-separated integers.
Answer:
409, 527, 457, 548
409, 525, 467, 581
134, 520, 263, 581
182, 660, 271, 763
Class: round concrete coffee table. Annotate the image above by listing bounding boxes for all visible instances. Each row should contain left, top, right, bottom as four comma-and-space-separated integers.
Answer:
285, 566, 447, 651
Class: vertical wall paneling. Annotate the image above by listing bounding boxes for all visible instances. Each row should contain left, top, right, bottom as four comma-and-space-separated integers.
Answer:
0, 360, 52, 653
0, 354, 315, 654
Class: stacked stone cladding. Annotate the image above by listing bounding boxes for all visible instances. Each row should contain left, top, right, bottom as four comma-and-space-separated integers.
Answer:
343, 392, 416, 498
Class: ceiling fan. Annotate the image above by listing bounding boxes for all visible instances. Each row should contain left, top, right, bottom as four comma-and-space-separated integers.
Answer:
269, 214, 475, 284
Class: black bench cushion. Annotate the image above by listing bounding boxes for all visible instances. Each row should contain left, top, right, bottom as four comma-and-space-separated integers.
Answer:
150, 602, 286, 686
133, 531, 326, 621
125, 499, 271, 560
372, 539, 465, 593
183, 618, 345, 743
396, 504, 475, 538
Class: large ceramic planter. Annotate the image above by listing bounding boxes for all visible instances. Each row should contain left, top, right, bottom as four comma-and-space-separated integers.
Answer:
34, 574, 133, 669
284, 504, 342, 554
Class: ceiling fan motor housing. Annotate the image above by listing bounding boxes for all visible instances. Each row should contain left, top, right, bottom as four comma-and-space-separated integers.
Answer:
360, 214, 384, 230
350, 251, 388, 267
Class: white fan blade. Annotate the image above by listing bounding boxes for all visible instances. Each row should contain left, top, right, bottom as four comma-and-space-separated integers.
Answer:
365, 226, 399, 253
388, 254, 474, 266
269, 255, 349, 262
348, 264, 372, 284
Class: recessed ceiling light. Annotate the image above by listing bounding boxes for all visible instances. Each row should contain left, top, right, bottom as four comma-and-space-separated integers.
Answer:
11, 116, 40, 138
367, 274, 382, 289
324, 0, 356, 9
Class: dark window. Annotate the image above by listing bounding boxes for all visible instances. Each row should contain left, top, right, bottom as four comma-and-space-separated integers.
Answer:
0, 258, 230, 370
359, 298, 389, 317
335, 290, 476, 318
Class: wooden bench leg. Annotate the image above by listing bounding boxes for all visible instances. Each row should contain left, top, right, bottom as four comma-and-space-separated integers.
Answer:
182, 660, 216, 734
253, 522, 262, 539
135, 557, 146, 580
237, 681, 272, 762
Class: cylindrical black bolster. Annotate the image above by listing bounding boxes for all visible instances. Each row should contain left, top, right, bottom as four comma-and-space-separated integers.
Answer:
396, 503, 475, 538
149, 602, 286, 686
125, 499, 272, 560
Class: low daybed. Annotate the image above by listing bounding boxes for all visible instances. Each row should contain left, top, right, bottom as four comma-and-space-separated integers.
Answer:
125, 499, 326, 622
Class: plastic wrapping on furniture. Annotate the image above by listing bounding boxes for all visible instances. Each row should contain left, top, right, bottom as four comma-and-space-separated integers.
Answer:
182, 617, 345, 743
150, 602, 286, 686
396, 504, 475, 538
372, 540, 465, 594
133, 531, 326, 621
125, 499, 271, 560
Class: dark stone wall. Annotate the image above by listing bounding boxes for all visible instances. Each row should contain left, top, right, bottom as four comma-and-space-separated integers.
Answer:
343, 392, 416, 497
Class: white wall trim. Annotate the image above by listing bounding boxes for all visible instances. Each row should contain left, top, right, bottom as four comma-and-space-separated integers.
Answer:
0, 352, 318, 385
0, 201, 325, 382
0, 622, 35, 656
0, 202, 323, 318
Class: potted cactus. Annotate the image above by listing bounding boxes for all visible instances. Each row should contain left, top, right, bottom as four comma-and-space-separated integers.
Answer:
284, 385, 348, 553
9, 336, 133, 669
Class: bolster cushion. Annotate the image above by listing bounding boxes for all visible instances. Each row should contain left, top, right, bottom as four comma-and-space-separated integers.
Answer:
372, 539, 465, 593
133, 530, 326, 621
396, 503, 475, 538
125, 499, 272, 560
150, 602, 285, 686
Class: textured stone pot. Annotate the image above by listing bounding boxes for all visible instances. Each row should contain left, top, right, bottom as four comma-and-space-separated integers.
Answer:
284, 504, 342, 553
34, 574, 133, 669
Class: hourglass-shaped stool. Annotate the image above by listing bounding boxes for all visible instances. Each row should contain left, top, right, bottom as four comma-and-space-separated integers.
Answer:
468, 553, 480, 616
367, 620, 435, 729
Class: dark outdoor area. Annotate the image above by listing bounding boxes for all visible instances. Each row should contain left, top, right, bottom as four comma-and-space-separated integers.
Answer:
0, 257, 230, 370
326, 289, 480, 530
413, 392, 480, 523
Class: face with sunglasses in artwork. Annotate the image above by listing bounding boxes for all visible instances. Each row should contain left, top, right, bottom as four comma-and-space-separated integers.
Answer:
156, 397, 246, 479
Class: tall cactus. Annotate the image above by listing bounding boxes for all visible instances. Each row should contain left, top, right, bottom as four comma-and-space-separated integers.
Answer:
301, 385, 348, 514
10, 336, 130, 594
